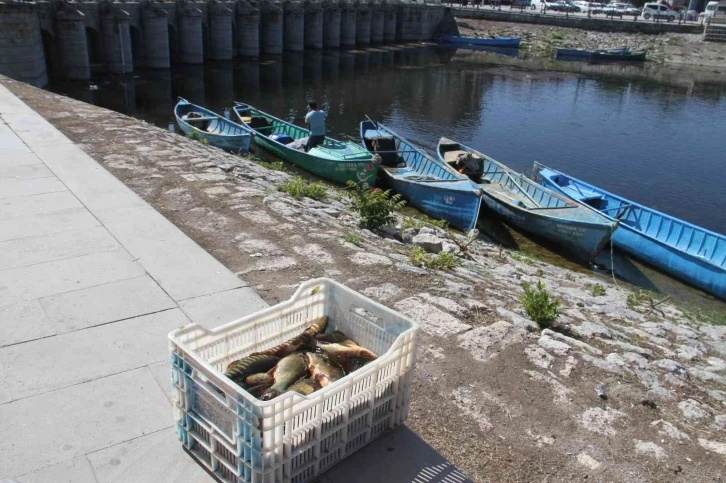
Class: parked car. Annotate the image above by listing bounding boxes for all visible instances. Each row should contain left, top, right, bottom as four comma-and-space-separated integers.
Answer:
699, 0, 726, 21
574, 1, 593, 11
602, 3, 624, 16
512, 0, 536, 9
641, 2, 678, 20
589, 2, 606, 13
531, 0, 565, 9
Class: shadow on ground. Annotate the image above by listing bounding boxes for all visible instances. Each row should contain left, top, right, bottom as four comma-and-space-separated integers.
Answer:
318, 426, 472, 483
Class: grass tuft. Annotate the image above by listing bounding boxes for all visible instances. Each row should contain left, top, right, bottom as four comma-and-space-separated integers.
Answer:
279, 176, 327, 200
521, 280, 561, 329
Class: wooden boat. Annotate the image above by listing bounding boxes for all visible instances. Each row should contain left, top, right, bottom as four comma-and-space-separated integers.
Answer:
556, 47, 646, 62
360, 120, 482, 232
174, 98, 251, 152
436, 139, 616, 261
534, 163, 726, 299
590, 49, 646, 62
233, 103, 377, 185
441, 35, 521, 48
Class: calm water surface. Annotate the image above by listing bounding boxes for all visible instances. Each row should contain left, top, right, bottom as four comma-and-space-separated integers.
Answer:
46, 45, 726, 305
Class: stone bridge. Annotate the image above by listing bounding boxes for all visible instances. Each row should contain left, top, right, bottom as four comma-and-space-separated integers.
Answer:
0, 0, 447, 86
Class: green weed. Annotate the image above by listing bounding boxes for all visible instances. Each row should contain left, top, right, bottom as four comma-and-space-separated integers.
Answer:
279, 176, 327, 200
346, 181, 405, 230
521, 280, 561, 329
342, 231, 363, 245
590, 283, 607, 297
551, 31, 564, 40
402, 215, 449, 230
409, 247, 461, 271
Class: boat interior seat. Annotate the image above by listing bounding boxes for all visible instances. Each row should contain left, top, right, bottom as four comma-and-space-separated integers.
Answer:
364, 130, 401, 167
249, 116, 272, 132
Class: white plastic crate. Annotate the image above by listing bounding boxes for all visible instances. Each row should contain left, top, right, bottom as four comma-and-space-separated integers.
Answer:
168, 278, 419, 483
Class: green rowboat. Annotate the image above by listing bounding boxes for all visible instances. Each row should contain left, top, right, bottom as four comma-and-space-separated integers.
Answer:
233, 103, 378, 185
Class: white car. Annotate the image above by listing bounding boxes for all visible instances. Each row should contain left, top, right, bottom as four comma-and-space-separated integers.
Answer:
574, 1, 592, 11
699, 0, 726, 21
641, 2, 678, 20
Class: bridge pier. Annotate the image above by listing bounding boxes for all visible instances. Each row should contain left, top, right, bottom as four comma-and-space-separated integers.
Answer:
209, 1, 234, 60
260, 0, 283, 54
356, 3, 371, 45
101, 6, 133, 74
322, 0, 341, 48
370, 3, 384, 43
178, 6, 203, 64
383, 1, 397, 42
237, 1, 260, 57
143, 4, 170, 68
340, 2, 356, 47
284, 1, 305, 52
397, 4, 416, 42
304, 0, 323, 49
54, 4, 90, 80
0, 3, 47, 86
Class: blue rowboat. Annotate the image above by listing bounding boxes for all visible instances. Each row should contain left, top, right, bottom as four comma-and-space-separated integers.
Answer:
441, 35, 521, 48
360, 120, 482, 232
174, 97, 252, 152
437, 139, 615, 261
534, 163, 726, 300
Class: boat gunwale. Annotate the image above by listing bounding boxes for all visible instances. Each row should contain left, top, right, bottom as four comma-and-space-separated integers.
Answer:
233, 103, 371, 164
534, 162, 726, 267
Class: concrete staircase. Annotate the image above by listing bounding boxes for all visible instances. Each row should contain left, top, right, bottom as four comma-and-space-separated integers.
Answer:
704, 21, 726, 42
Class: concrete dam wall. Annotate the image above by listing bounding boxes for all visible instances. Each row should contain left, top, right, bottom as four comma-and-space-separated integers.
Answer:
0, 0, 447, 86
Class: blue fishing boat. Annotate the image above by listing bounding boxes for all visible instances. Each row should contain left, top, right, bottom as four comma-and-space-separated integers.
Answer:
437, 139, 615, 261
174, 98, 252, 152
441, 35, 521, 48
359, 120, 482, 232
534, 163, 726, 300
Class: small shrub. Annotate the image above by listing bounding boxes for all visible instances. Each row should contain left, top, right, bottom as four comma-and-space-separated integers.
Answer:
431, 251, 460, 270
342, 231, 362, 245
346, 181, 405, 230
521, 280, 561, 329
279, 176, 327, 200
410, 246, 428, 267
551, 31, 564, 40
409, 247, 460, 271
626, 289, 651, 310
591, 283, 607, 297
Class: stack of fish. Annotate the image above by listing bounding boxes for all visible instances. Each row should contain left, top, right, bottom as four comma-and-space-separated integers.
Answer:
224, 316, 378, 400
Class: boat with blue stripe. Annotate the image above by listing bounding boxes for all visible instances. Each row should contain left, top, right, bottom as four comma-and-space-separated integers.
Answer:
534, 163, 726, 300
360, 120, 482, 232
174, 97, 252, 153
441, 35, 521, 48
437, 139, 615, 261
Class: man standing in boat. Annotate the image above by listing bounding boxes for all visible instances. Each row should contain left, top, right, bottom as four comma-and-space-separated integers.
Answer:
304, 101, 327, 152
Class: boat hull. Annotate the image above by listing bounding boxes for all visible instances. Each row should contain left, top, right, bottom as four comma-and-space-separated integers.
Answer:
479, 193, 614, 260
441, 35, 521, 48
176, 122, 251, 151
590, 51, 646, 62
386, 172, 483, 233
253, 135, 378, 185
536, 167, 726, 299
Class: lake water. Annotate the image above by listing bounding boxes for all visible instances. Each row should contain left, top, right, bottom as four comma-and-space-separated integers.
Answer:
45, 45, 726, 304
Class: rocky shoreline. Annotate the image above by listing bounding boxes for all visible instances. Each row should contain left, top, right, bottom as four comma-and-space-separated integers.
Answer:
4, 77, 726, 482
456, 18, 726, 68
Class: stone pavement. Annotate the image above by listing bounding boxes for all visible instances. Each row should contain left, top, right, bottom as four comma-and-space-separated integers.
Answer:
0, 83, 470, 483
0, 82, 267, 481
